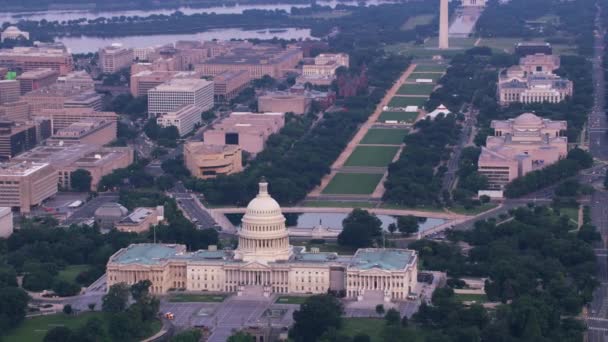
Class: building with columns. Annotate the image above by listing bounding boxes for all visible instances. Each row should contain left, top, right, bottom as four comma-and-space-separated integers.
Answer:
106, 180, 418, 301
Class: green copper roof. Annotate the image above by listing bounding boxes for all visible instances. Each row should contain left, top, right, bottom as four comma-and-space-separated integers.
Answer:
112, 244, 183, 265
348, 249, 415, 271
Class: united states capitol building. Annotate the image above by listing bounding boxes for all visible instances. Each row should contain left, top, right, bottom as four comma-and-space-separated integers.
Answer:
106, 180, 418, 301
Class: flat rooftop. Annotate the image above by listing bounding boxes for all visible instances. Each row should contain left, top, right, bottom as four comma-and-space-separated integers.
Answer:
0, 161, 50, 177
348, 248, 416, 271
111, 244, 185, 265
17, 68, 57, 80
150, 78, 212, 92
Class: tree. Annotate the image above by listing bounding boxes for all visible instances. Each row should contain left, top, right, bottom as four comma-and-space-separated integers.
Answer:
388, 223, 397, 235
62, 304, 73, 315
353, 334, 372, 342
53, 280, 81, 297
102, 283, 130, 313
290, 294, 344, 342
375, 304, 385, 316
0, 287, 29, 330
44, 326, 74, 342
130, 279, 152, 302
75, 316, 107, 341
384, 308, 400, 325
401, 315, 409, 327
170, 329, 203, 342
338, 209, 382, 248
227, 331, 254, 342
397, 215, 419, 236
70, 169, 92, 192
88, 303, 96, 311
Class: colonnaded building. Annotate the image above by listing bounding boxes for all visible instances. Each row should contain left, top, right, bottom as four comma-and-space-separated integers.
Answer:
107, 181, 418, 302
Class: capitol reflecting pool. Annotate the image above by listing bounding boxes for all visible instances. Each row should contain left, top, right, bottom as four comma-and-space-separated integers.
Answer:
227, 212, 447, 233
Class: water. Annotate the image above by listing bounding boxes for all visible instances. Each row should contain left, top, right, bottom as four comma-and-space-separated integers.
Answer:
0, 0, 395, 24
227, 212, 447, 233
58, 28, 314, 53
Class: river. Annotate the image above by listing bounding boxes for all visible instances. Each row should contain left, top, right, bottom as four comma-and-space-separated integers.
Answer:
58, 27, 314, 53
0, 0, 395, 23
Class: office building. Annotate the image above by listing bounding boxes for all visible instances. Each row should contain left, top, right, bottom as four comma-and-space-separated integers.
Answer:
0, 121, 37, 160
184, 142, 242, 179
0, 207, 12, 238
107, 180, 419, 300
258, 91, 311, 115
478, 113, 567, 190
115, 206, 164, 233
130, 70, 202, 97
13, 144, 134, 191
148, 78, 214, 116
0, 80, 20, 104
37, 108, 118, 133
0, 161, 57, 213
99, 44, 134, 73
0, 46, 73, 75
48, 119, 117, 146
57, 70, 95, 89
213, 70, 250, 103
196, 44, 302, 78
299, 53, 349, 85
203, 112, 285, 154
156, 104, 201, 137
17, 68, 59, 94
0, 101, 30, 122
1, 26, 29, 42
22, 84, 103, 112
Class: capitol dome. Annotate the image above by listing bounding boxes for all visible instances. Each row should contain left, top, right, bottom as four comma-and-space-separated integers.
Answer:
514, 112, 542, 126
235, 179, 292, 263
245, 180, 281, 217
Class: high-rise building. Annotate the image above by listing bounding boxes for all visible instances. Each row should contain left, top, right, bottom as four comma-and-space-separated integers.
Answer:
0, 121, 37, 160
17, 68, 59, 95
156, 104, 202, 137
0, 161, 57, 213
99, 44, 134, 73
22, 85, 103, 112
129, 70, 202, 97
213, 70, 250, 103
0, 80, 20, 104
147, 78, 214, 117
0, 47, 73, 75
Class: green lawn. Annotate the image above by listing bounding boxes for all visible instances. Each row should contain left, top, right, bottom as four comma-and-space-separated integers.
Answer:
476, 37, 522, 53
344, 146, 399, 167
397, 83, 436, 96
378, 111, 418, 123
558, 206, 580, 224
276, 296, 309, 304
340, 318, 426, 342
401, 14, 435, 30
455, 293, 489, 303
386, 38, 476, 59
3, 313, 161, 342
407, 72, 442, 82
360, 129, 408, 145
413, 65, 447, 73
168, 293, 227, 302
57, 265, 90, 283
388, 96, 428, 108
322, 173, 383, 195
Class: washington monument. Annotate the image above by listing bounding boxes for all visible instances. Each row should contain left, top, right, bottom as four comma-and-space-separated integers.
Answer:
439, 0, 449, 49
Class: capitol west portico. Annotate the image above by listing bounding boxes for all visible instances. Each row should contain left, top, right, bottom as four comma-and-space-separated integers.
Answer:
106, 181, 418, 301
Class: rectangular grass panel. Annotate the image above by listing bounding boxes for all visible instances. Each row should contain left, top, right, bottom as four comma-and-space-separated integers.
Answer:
322, 173, 383, 195
344, 146, 399, 167
378, 111, 418, 123
414, 65, 447, 72
388, 96, 428, 108
408, 72, 443, 82
360, 129, 408, 145
397, 83, 436, 96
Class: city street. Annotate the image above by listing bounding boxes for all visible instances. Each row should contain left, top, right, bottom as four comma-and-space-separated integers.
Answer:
588, 4, 608, 341
169, 182, 218, 230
